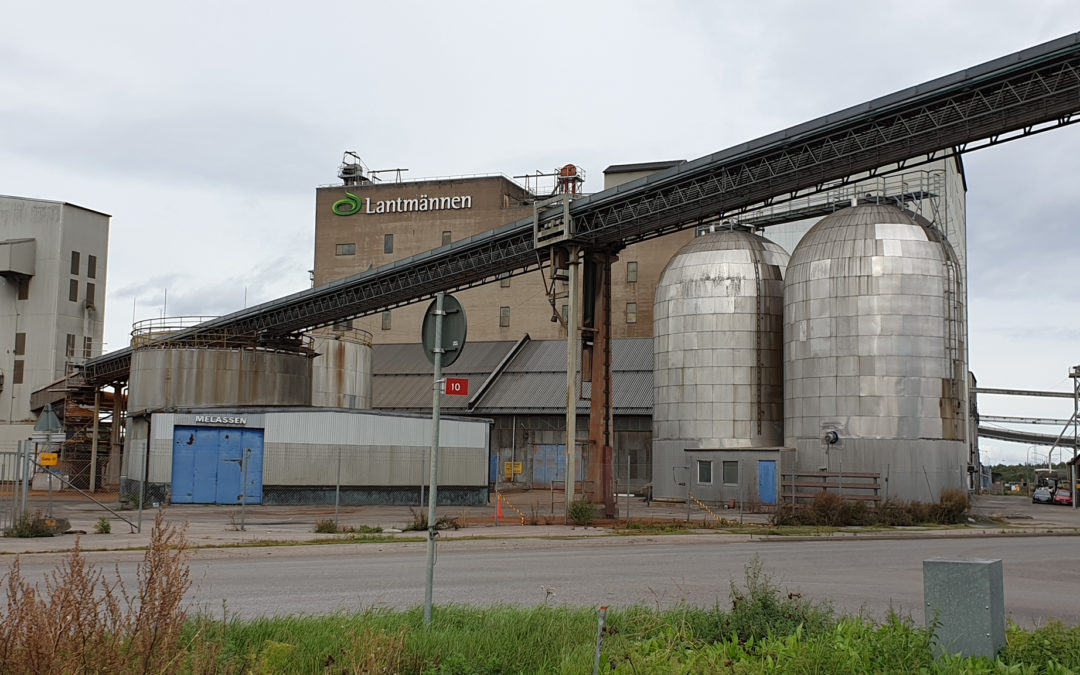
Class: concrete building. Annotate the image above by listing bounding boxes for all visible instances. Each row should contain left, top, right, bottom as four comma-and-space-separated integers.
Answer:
312, 161, 694, 343
0, 195, 109, 448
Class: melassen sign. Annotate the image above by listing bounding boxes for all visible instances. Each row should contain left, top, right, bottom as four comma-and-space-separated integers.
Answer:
332, 191, 473, 216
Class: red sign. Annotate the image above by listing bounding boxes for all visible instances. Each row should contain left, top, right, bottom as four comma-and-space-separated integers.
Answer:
445, 378, 469, 396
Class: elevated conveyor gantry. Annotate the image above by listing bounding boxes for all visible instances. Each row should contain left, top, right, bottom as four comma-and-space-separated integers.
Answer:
80, 32, 1080, 386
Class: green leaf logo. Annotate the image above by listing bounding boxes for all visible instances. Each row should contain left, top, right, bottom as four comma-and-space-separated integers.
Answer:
332, 192, 363, 216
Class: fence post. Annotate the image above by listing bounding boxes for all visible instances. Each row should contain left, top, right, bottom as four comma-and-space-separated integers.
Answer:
335, 448, 342, 528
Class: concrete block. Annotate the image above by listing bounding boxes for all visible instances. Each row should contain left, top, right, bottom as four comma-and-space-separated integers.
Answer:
923, 559, 1005, 659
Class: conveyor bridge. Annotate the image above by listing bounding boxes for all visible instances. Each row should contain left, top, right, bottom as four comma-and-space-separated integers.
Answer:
81, 33, 1080, 386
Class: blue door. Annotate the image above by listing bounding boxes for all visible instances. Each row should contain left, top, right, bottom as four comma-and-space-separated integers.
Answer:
531, 444, 584, 489
758, 460, 777, 505
171, 426, 264, 504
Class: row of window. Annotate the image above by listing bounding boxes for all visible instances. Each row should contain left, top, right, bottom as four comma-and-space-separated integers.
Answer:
375, 303, 640, 331
69, 280, 96, 306
697, 459, 739, 485
6, 332, 93, 386
70, 251, 98, 279
332, 240, 640, 287
335, 232, 457, 258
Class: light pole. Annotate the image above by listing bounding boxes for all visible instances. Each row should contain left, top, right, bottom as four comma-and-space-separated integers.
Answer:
1070, 365, 1079, 511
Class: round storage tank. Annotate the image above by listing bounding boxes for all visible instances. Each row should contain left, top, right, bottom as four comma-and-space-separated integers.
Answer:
310, 327, 373, 409
127, 318, 314, 411
652, 227, 789, 499
783, 204, 966, 502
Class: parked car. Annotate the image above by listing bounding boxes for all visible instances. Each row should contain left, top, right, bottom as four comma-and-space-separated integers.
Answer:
1052, 490, 1073, 506
1032, 487, 1054, 504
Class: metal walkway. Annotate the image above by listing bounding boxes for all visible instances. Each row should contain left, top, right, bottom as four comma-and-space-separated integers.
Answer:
80, 32, 1080, 386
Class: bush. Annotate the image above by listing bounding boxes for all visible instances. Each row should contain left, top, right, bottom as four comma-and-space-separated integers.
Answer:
94, 517, 111, 535
566, 499, 596, 526
810, 492, 844, 526
3, 511, 66, 538
314, 519, 383, 534
935, 488, 970, 524
403, 508, 459, 532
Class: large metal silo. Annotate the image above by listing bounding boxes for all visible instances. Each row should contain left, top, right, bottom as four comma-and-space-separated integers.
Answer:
652, 227, 789, 499
783, 204, 967, 502
310, 327, 374, 409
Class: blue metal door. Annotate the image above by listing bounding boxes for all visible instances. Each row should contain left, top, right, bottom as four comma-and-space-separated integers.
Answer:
531, 444, 584, 489
758, 460, 777, 505
171, 426, 263, 504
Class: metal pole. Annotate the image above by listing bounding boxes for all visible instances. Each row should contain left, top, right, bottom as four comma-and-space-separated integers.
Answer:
89, 389, 100, 493
625, 452, 630, 525
686, 465, 691, 523
593, 606, 608, 675
565, 245, 580, 521
335, 448, 342, 526
20, 440, 29, 517
138, 416, 150, 534
1071, 365, 1079, 510
424, 292, 446, 628
240, 448, 249, 532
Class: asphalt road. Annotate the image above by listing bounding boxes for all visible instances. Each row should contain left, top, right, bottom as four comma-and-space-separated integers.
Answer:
7, 534, 1078, 627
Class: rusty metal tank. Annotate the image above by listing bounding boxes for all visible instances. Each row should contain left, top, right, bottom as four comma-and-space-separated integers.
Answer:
652, 226, 789, 499
783, 203, 967, 501
309, 327, 373, 409
127, 317, 313, 411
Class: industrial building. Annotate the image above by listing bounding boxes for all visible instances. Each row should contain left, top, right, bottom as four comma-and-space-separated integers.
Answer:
35, 36, 1080, 511
1, 196, 111, 484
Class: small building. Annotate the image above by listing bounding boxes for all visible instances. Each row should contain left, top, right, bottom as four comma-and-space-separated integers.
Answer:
122, 407, 491, 506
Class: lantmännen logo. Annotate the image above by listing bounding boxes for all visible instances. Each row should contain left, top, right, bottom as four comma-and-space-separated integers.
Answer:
332, 192, 363, 216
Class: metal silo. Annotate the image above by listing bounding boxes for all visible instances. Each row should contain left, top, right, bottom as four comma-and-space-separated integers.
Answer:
783, 203, 967, 502
652, 227, 789, 499
310, 327, 374, 409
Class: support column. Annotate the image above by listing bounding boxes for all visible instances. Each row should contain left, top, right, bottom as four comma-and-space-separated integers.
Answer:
585, 252, 617, 517
564, 245, 581, 518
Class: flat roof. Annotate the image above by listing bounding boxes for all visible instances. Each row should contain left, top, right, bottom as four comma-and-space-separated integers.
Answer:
603, 160, 686, 174
0, 194, 111, 218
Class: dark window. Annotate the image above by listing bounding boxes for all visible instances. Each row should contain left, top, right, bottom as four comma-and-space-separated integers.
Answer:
83, 336, 93, 358
14, 332, 26, 356
68, 279, 78, 302
87, 255, 97, 279
722, 461, 739, 484
70, 251, 80, 275
697, 460, 713, 485
12, 359, 23, 385
66, 334, 76, 357
499, 306, 510, 328
561, 304, 568, 323
626, 302, 638, 324
86, 283, 95, 308
626, 261, 638, 283
499, 273, 511, 288
442, 231, 452, 246
16, 277, 29, 300
383, 234, 394, 254
381, 311, 392, 330
335, 243, 356, 256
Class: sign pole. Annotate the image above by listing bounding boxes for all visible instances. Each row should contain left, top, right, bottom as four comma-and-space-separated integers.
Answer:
424, 292, 446, 628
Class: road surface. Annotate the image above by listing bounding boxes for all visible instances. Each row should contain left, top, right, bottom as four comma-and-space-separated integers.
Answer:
5, 534, 1077, 627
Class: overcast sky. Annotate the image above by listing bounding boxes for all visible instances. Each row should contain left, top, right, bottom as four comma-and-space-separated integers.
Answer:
2, 2, 1078, 465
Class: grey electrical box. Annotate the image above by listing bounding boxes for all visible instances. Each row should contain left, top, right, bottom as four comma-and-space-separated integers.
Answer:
923, 559, 1005, 659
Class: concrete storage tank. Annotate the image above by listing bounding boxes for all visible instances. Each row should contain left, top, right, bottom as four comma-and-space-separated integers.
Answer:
127, 317, 314, 411
652, 226, 789, 499
783, 203, 966, 502
309, 327, 373, 409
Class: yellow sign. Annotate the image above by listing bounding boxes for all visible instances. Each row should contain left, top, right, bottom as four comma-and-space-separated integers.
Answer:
40, 452, 59, 467
504, 461, 523, 478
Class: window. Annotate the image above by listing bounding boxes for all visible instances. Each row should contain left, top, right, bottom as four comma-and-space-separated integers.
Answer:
12, 359, 23, 385
499, 273, 511, 288
87, 255, 97, 279
16, 277, 29, 300
499, 306, 510, 328
334, 319, 352, 331
383, 234, 394, 254
442, 231, 452, 246
68, 279, 78, 302
626, 302, 638, 324
86, 283, 95, 308
626, 261, 638, 283
83, 337, 93, 358
66, 334, 76, 357
14, 333, 25, 356
722, 461, 739, 484
381, 311, 392, 331
335, 243, 356, 256
70, 251, 80, 275
561, 304, 569, 323
697, 460, 713, 485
